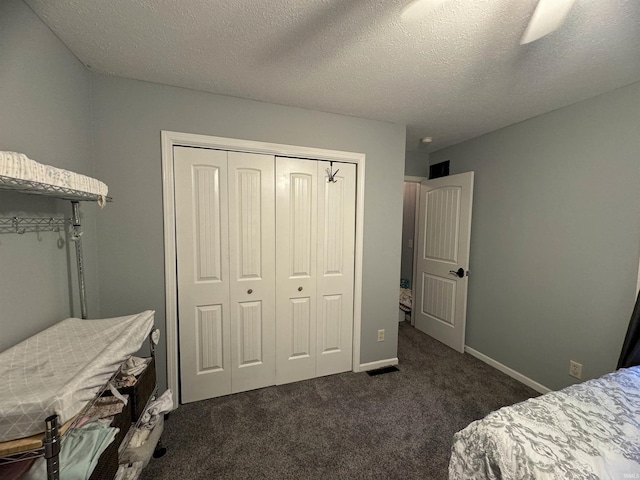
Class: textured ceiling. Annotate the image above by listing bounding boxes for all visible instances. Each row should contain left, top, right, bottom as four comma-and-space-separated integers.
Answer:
25, 0, 640, 152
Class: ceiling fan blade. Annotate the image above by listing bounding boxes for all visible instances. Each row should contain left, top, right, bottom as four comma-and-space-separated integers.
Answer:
520, 0, 577, 45
401, 0, 450, 21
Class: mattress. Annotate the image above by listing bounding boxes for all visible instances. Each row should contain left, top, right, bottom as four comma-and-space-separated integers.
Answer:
0, 311, 154, 442
449, 365, 640, 479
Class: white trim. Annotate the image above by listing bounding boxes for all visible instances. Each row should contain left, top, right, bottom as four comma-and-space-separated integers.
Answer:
404, 175, 426, 183
161, 130, 366, 403
359, 357, 399, 372
410, 182, 421, 327
161, 131, 179, 407
464, 346, 551, 394
636, 250, 640, 295
352, 157, 365, 373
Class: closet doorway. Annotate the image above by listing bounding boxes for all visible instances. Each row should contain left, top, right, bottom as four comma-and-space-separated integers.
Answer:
162, 132, 366, 406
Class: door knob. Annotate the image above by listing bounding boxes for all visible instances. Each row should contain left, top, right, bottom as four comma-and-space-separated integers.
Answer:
298, 286, 303, 292
449, 268, 465, 278
247, 289, 253, 294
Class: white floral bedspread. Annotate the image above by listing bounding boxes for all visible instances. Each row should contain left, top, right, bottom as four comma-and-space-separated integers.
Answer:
449, 366, 640, 479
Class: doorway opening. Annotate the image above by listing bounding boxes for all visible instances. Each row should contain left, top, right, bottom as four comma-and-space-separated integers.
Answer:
399, 177, 425, 325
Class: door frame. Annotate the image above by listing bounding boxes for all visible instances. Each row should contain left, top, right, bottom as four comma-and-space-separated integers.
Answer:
404, 176, 426, 326
161, 131, 366, 406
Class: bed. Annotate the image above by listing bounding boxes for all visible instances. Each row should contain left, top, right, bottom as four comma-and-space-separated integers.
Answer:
0, 310, 154, 443
449, 365, 640, 479
399, 287, 412, 322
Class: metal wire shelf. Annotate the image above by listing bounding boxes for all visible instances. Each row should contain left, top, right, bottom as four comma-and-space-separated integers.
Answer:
0, 447, 45, 465
0, 175, 111, 203
0, 169, 116, 479
0, 216, 68, 235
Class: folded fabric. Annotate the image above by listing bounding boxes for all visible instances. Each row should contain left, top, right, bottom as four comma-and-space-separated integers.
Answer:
84, 394, 128, 419
113, 374, 137, 388
139, 389, 174, 429
129, 428, 152, 448
23, 421, 117, 480
121, 356, 151, 376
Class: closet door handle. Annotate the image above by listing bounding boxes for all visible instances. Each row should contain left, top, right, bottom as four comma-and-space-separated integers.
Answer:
298, 286, 303, 292
247, 289, 253, 294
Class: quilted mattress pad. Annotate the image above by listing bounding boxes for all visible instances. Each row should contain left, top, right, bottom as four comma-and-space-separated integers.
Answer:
0, 310, 154, 442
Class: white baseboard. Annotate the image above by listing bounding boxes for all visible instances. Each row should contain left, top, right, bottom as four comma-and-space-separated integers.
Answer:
358, 358, 399, 372
464, 347, 551, 394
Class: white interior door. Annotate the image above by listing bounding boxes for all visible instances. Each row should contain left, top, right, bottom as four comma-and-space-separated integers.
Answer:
316, 161, 356, 377
174, 146, 231, 402
275, 157, 318, 384
275, 158, 356, 384
227, 151, 276, 394
176, 147, 277, 402
414, 172, 474, 353
176, 149, 357, 399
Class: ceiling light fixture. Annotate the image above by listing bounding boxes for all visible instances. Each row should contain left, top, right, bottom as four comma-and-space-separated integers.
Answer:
400, 0, 575, 44
420, 137, 433, 144
400, 0, 448, 21
520, 0, 577, 45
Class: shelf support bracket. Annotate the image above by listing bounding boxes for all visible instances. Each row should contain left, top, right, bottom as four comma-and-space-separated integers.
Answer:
71, 201, 88, 319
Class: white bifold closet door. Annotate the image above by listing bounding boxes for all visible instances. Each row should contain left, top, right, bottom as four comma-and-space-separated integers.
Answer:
175, 147, 276, 403
175, 147, 355, 404
275, 158, 356, 385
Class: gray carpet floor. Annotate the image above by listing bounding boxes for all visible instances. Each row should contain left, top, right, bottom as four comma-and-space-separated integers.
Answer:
141, 322, 538, 479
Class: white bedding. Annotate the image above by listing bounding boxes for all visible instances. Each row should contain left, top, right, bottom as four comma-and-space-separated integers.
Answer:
399, 288, 412, 312
0, 311, 154, 442
449, 366, 640, 479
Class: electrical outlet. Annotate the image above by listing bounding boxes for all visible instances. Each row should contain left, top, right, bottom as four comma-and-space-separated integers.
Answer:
569, 360, 582, 379
377, 329, 385, 342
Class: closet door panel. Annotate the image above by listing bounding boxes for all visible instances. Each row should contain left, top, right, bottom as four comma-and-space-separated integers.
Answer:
316, 161, 356, 376
319, 295, 342, 353
237, 300, 263, 364
275, 157, 318, 385
228, 152, 276, 393
290, 297, 312, 357
174, 146, 231, 402
197, 305, 225, 371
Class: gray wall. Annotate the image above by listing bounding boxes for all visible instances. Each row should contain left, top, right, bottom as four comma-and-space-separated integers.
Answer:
0, 0, 99, 351
430, 81, 640, 391
90, 74, 406, 390
404, 150, 430, 177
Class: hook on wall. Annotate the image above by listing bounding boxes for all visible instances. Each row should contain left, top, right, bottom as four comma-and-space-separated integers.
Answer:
326, 161, 340, 183
13, 217, 25, 234
49, 218, 60, 232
